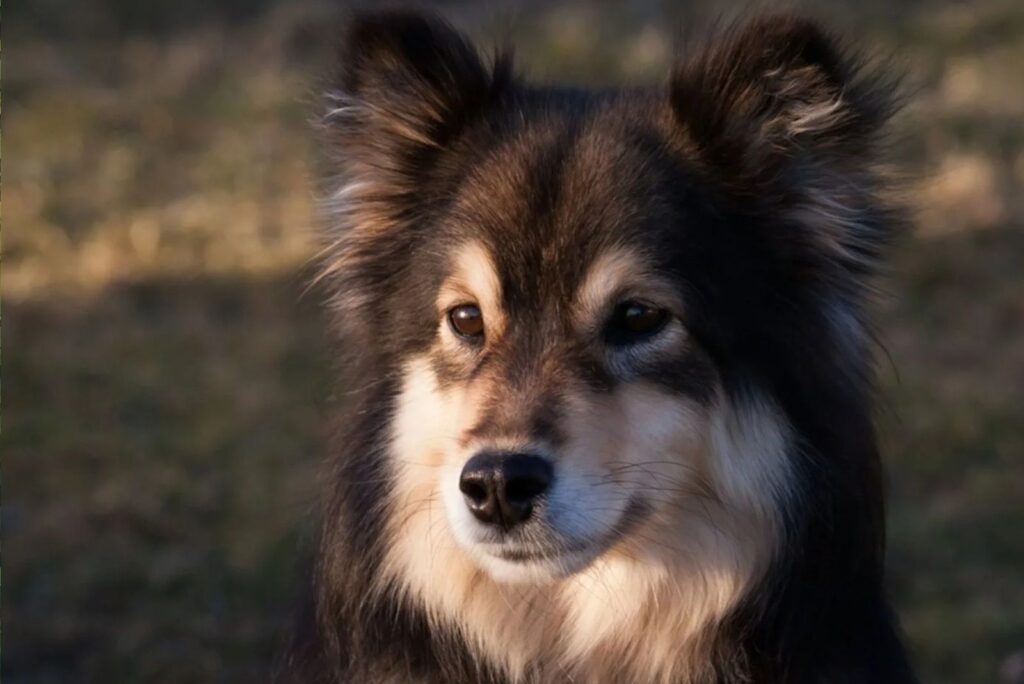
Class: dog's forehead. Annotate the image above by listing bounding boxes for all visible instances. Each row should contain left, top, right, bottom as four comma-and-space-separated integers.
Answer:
445, 105, 678, 304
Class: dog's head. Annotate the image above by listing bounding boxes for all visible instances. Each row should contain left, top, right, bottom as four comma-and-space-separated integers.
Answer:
320, 11, 897, 587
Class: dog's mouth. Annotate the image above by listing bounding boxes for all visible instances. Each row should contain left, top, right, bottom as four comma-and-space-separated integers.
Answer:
492, 547, 555, 562
477, 497, 651, 571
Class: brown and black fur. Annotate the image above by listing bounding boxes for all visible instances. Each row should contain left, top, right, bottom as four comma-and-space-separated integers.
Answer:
281, 9, 916, 684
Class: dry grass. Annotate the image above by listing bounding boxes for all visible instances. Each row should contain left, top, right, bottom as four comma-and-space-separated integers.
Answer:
4, 1, 1023, 682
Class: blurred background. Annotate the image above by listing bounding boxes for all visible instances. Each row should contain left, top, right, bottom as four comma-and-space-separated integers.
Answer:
4, 0, 1023, 682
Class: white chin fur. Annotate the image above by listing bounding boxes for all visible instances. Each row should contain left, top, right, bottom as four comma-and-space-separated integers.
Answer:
473, 548, 597, 584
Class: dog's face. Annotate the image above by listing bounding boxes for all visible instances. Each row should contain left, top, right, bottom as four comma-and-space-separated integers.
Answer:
419, 129, 721, 582
322, 13, 894, 588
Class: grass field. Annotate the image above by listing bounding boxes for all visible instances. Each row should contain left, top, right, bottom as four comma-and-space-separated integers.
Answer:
4, 1, 1023, 682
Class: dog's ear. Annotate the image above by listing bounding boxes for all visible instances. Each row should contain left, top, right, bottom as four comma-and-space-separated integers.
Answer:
325, 10, 510, 165
316, 11, 511, 314
671, 15, 901, 273
671, 14, 895, 173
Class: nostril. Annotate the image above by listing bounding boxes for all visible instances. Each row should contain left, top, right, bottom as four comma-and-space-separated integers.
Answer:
501, 455, 552, 501
460, 479, 489, 504
459, 454, 502, 526
498, 455, 552, 528
505, 475, 548, 502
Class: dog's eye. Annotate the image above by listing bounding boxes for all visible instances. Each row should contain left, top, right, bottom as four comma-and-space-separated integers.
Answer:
605, 301, 669, 344
448, 304, 485, 339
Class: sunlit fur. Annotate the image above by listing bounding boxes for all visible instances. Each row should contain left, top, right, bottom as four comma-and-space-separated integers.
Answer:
281, 10, 917, 684
377, 358, 792, 683
381, 340, 795, 680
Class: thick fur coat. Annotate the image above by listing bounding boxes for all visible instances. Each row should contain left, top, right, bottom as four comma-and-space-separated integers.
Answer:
281, 10, 917, 684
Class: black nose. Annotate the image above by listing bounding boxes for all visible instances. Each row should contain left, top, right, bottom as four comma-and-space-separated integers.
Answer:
459, 452, 553, 529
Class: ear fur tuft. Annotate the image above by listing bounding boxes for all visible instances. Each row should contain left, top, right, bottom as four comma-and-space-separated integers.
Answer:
671, 14, 903, 276
326, 10, 512, 153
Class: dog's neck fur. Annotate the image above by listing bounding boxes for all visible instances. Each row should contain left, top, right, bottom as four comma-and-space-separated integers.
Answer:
390, 557, 740, 684
380, 511, 758, 684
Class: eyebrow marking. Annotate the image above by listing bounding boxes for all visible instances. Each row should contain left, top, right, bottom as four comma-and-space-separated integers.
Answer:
573, 246, 682, 331
437, 241, 507, 339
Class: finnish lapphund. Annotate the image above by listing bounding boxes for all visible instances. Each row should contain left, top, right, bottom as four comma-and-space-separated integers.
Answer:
282, 9, 917, 683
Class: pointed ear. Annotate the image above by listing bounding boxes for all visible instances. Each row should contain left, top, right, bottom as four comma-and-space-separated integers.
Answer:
315, 11, 511, 313
672, 15, 896, 171
325, 10, 511, 164
671, 15, 901, 272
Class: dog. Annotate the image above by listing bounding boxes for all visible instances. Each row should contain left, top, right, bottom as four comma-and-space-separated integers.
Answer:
282, 9, 917, 683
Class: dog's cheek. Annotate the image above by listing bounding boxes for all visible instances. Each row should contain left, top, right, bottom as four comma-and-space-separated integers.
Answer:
615, 383, 710, 503
551, 384, 706, 539
388, 359, 444, 518
706, 393, 795, 529
384, 357, 457, 571
377, 356, 488, 606
548, 390, 629, 539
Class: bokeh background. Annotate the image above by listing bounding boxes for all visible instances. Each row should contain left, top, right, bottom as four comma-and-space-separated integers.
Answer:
4, 1, 1023, 682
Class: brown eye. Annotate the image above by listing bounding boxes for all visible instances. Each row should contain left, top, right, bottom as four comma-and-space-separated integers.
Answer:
448, 304, 484, 339
606, 301, 669, 344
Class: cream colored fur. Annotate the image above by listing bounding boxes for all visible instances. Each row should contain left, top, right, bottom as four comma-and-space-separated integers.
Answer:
373, 242, 795, 683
